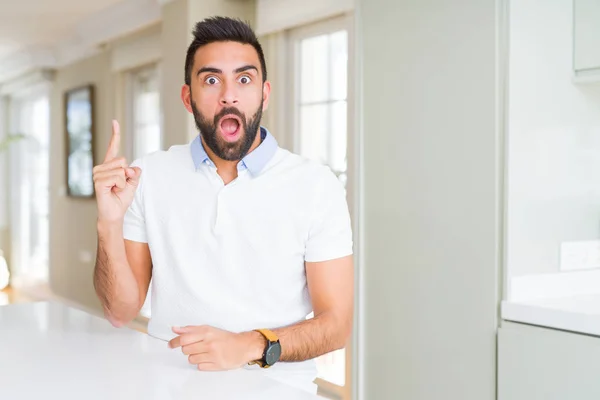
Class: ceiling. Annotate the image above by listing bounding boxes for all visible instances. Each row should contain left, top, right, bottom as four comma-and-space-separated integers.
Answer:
0, 0, 127, 59
0, 0, 168, 84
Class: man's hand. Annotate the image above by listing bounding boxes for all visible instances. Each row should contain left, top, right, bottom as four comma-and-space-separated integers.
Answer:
93, 120, 142, 223
168, 326, 265, 371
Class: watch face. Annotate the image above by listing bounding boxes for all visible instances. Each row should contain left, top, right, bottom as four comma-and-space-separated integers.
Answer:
265, 342, 282, 365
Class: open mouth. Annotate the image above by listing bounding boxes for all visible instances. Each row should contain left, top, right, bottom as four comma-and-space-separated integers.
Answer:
218, 115, 242, 142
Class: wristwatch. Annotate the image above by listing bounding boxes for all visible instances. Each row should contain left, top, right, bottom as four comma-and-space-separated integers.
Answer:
249, 329, 282, 368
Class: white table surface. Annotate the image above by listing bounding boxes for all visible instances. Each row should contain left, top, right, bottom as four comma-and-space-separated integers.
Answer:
0, 301, 322, 399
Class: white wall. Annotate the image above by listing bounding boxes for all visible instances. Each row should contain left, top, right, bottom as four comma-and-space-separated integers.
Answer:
507, 0, 600, 277
49, 51, 115, 309
358, 0, 500, 399
160, 0, 193, 149
256, 0, 353, 35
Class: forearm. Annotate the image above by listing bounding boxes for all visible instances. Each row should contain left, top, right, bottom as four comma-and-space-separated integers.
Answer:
93, 220, 139, 326
276, 312, 350, 362
245, 311, 351, 363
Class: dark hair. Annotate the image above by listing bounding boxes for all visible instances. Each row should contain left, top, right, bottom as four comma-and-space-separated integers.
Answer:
184, 16, 267, 86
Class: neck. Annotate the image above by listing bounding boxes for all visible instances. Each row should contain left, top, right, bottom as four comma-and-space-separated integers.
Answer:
203, 128, 262, 184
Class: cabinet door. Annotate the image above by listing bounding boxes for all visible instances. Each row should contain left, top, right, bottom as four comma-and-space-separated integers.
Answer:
574, 0, 600, 72
499, 322, 600, 400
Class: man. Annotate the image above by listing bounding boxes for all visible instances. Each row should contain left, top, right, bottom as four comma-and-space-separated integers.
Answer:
92, 16, 354, 391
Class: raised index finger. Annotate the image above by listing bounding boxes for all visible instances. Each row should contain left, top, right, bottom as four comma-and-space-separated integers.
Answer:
103, 120, 121, 163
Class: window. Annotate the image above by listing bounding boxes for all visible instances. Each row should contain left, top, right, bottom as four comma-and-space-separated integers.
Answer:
7, 92, 50, 286
293, 22, 349, 189
126, 64, 161, 319
289, 15, 352, 396
128, 64, 162, 161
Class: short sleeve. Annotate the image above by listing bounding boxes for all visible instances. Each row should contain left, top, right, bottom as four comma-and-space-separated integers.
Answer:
304, 168, 354, 263
123, 158, 147, 243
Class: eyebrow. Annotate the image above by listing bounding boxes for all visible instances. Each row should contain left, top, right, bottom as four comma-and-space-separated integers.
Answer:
234, 65, 259, 74
197, 67, 221, 76
196, 65, 259, 77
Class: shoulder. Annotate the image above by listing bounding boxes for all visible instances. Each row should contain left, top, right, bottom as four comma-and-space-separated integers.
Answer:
268, 148, 340, 182
266, 149, 345, 202
129, 143, 193, 178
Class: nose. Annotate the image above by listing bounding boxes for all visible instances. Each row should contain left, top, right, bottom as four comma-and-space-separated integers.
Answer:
220, 83, 239, 106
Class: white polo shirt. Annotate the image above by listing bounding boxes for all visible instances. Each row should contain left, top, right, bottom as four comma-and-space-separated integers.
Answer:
123, 127, 353, 379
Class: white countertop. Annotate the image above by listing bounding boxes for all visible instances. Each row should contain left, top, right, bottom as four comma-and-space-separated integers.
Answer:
502, 294, 600, 336
0, 301, 322, 399
502, 270, 600, 337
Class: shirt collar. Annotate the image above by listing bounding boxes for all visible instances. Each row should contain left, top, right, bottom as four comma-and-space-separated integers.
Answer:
190, 126, 278, 175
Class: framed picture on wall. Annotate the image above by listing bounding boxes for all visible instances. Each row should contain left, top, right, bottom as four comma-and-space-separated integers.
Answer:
64, 84, 95, 198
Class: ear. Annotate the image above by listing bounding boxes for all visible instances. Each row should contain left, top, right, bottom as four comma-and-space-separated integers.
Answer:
261, 81, 271, 112
181, 84, 193, 114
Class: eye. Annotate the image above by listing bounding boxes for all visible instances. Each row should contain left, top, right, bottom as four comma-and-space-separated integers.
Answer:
238, 75, 252, 84
205, 76, 220, 85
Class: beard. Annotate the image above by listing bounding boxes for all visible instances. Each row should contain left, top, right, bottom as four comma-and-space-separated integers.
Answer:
191, 99, 263, 161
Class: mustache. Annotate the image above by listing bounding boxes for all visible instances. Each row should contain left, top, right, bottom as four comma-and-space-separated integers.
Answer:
214, 107, 246, 124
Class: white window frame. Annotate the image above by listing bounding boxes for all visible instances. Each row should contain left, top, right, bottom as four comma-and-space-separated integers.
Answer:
286, 13, 356, 400
125, 62, 163, 162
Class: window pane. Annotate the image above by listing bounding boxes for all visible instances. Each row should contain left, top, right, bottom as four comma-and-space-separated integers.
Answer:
299, 104, 329, 164
300, 35, 329, 104
330, 30, 348, 101
136, 92, 160, 125
8, 95, 50, 282
132, 67, 161, 160
316, 348, 346, 386
135, 125, 161, 159
330, 100, 347, 174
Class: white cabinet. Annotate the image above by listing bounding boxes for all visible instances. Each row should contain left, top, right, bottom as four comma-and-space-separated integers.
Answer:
498, 321, 600, 400
573, 0, 600, 80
